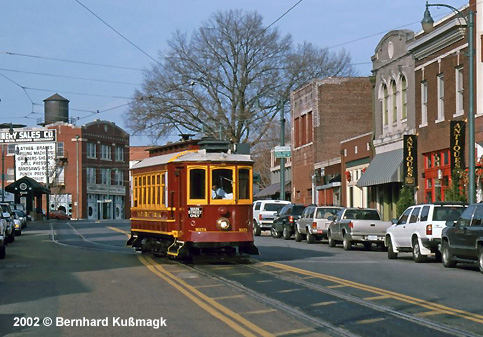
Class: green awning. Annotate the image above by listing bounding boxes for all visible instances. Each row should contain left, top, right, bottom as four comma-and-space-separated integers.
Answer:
356, 149, 403, 187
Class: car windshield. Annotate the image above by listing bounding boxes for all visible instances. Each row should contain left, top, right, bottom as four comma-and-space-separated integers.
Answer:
264, 203, 288, 212
433, 206, 466, 221
315, 208, 340, 219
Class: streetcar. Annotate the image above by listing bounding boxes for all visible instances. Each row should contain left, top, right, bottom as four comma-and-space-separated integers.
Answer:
127, 137, 259, 259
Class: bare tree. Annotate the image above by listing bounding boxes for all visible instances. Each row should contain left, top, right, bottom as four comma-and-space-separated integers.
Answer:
126, 9, 356, 145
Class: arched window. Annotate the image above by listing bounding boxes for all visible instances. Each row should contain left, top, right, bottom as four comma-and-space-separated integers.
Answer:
391, 79, 397, 124
401, 76, 407, 120
383, 84, 388, 126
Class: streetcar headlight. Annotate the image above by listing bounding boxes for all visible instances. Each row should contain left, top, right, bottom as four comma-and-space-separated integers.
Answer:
216, 217, 231, 231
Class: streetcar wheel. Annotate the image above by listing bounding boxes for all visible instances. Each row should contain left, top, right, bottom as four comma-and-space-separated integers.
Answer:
387, 238, 397, 259
342, 233, 352, 251
328, 231, 336, 247
412, 239, 427, 263
282, 226, 291, 240
441, 241, 456, 268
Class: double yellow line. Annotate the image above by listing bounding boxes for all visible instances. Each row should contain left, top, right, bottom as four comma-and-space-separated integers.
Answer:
139, 255, 274, 337
263, 261, 483, 324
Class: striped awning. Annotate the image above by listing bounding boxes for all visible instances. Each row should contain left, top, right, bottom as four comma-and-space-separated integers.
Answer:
356, 149, 403, 187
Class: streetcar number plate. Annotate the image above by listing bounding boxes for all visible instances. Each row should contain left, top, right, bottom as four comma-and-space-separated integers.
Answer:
188, 207, 203, 218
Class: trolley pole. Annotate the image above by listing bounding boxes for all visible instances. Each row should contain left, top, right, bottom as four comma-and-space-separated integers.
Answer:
280, 99, 285, 201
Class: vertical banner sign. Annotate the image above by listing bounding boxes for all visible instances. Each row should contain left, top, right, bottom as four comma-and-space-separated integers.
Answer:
450, 121, 465, 172
403, 135, 418, 186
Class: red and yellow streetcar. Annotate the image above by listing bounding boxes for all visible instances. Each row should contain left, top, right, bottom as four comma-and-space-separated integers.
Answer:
127, 137, 259, 259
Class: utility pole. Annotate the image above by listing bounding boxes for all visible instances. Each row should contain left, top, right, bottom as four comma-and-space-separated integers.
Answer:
280, 99, 286, 201
76, 135, 79, 220
45, 146, 50, 220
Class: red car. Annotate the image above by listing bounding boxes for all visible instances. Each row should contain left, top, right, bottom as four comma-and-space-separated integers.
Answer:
49, 210, 70, 220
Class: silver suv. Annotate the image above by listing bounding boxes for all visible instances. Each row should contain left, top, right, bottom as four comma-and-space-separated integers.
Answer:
252, 200, 290, 236
0, 216, 5, 259
0, 203, 15, 244
296, 206, 342, 243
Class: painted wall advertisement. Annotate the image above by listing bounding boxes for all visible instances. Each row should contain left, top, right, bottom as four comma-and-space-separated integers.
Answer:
403, 135, 417, 187
0, 129, 56, 143
15, 143, 57, 184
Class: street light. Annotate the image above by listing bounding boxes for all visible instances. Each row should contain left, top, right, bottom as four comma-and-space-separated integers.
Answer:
421, 2, 475, 203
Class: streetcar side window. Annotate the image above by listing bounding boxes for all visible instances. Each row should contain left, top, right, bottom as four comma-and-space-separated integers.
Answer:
238, 168, 251, 200
190, 168, 206, 200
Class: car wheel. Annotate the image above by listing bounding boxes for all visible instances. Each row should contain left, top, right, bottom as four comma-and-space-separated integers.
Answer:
307, 232, 315, 244
342, 233, 352, 251
434, 250, 442, 262
282, 226, 291, 240
271, 227, 282, 239
441, 241, 456, 268
387, 237, 398, 259
363, 242, 371, 250
294, 229, 303, 242
412, 239, 427, 263
7, 234, 14, 243
253, 222, 261, 236
0, 242, 5, 259
478, 247, 483, 274
328, 231, 336, 247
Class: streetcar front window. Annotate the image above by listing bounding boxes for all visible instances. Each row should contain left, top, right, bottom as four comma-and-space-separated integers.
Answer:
212, 169, 233, 200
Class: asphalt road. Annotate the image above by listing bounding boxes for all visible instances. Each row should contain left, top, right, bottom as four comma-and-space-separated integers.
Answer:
1, 221, 482, 337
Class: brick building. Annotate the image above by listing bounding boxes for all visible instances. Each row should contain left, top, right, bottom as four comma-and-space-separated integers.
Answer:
408, 4, 475, 203
341, 132, 373, 207
291, 77, 372, 205
2, 94, 130, 220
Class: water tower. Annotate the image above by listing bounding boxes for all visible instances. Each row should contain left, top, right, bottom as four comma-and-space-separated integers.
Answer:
43, 93, 69, 125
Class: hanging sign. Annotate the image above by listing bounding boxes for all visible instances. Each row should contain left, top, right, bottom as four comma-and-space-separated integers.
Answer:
403, 135, 417, 186
450, 121, 465, 171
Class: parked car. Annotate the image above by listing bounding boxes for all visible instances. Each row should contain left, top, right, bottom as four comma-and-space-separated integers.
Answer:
0, 203, 15, 243
441, 203, 483, 273
49, 209, 71, 220
0, 215, 6, 259
252, 200, 291, 236
327, 208, 392, 250
12, 210, 27, 229
296, 206, 342, 243
385, 202, 466, 262
271, 204, 306, 240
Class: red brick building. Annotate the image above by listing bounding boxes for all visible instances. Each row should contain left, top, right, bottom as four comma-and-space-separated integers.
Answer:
291, 78, 373, 205
2, 94, 130, 220
408, 4, 474, 203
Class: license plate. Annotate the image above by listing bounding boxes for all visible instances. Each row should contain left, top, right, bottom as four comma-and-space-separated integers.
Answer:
368, 235, 378, 241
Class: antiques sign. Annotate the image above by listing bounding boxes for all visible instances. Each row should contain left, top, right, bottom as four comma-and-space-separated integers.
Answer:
403, 135, 417, 186
450, 121, 465, 171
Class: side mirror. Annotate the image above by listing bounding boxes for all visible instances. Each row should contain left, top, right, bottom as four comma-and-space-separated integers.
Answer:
391, 219, 398, 224
327, 215, 334, 221
445, 219, 456, 227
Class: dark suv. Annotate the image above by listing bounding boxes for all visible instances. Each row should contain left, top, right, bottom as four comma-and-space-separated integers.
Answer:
441, 203, 483, 273
271, 204, 306, 240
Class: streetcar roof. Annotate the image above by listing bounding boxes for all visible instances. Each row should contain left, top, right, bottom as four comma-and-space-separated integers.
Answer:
131, 149, 252, 170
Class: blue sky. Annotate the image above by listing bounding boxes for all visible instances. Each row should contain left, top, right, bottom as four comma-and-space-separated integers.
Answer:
0, 0, 468, 145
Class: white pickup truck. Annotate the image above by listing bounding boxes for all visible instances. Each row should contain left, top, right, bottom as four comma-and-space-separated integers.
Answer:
327, 208, 392, 250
